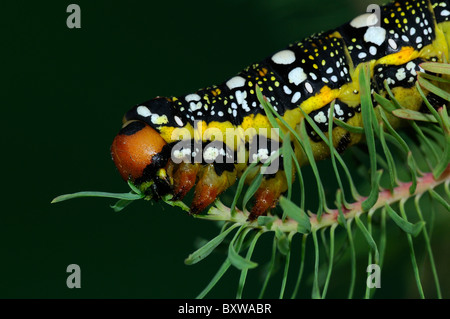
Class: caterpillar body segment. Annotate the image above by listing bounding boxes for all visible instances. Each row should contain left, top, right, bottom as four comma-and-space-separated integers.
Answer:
111, 0, 450, 219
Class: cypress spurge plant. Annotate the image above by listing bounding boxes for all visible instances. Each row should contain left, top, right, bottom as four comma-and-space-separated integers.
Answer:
53, 62, 450, 299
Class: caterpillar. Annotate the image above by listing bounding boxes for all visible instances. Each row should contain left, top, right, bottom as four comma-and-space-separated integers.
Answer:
111, 0, 450, 220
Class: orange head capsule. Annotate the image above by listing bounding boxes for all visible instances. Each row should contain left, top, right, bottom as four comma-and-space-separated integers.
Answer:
111, 120, 172, 198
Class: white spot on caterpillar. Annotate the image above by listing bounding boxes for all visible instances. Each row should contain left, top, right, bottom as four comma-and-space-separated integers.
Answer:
401, 35, 409, 42
395, 68, 406, 81
288, 67, 307, 85
331, 75, 338, 83
137, 105, 151, 117
388, 39, 398, 50
369, 46, 377, 55
406, 61, 417, 76
283, 85, 292, 95
136, 106, 169, 125
271, 49, 296, 65
305, 82, 313, 94
442, 9, 450, 16
406, 61, 416, 70
226, 76, 246, 90
364, 27, 386, 46
253, 148, 269, 161
326, 67, 333, 74
358, 52, 367, 59
314, 111, 327, 124
203, 147, 220, 161
416, 36, 423, 43
291, 91, 301, 104
174, 116, 184, 126
189, 101, 202, 111
151, 114, 168, 125
410, 27, 416, 36
334, 103, 344, 116
235, 90, 247, 105
185, 94, 201, 102
350, 13, 378, 28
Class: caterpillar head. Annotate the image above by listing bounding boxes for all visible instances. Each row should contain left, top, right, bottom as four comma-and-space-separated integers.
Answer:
111, 120, 173, 199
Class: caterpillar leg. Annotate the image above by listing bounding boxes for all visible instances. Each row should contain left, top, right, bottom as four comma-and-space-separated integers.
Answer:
190, 164, 237, 214
172, 162, 200, 200
249, 170, 289, 221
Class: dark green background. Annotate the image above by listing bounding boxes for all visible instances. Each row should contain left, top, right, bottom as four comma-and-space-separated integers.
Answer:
3, 0, 449, 298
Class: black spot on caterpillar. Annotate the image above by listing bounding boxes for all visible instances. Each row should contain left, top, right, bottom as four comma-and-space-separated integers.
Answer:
110, 0, 450, 219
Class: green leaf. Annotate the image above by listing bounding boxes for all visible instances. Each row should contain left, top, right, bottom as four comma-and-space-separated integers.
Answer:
196, 259, 232, 299
242, 172, 263, 211
256, 85, 285, 139
311, 229, 321, 299
299, 119, 327, 218
127, 180, 143, 195
420, 62, 450, 75
282, 132, 293, 201
416, 81, 445, 128
355, 214, 380, 264
379, 123, 398, 190
275, 228, 290, 255
418, 76, 450, 102
399, 200, 425, 298
359, 64, 380, 212
414, 195, 442, 298
385, 204, 425, 237
279, 196, 311, 234
162, 194, 190, 212
237, 231, 263, 299
185, 223, 240, 265
228, 225, 258, 270
417, 71, 450, 84
321, 224, 337, 299
257, 216, 277, 227
362, 170, 383, 212
259, 235, 278, 299
290, 234, 308, 299
279, 232, 294, 299
110, 199, 135, 212
51, 191, 144, 203
335, 190, 347, 228
392, 109, 439, 123
333, 117, 365, 134
378, 108, 418, 194
346, 219, 356, 299
230, 160, 259, 214
374, 92, 397, 113
429, 189, 450, 212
